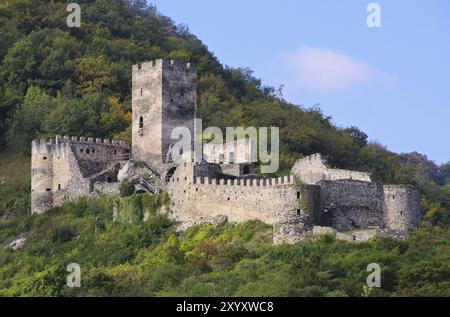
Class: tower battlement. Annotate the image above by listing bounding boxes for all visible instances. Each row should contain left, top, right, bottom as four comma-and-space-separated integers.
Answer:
133, 59, 195, 74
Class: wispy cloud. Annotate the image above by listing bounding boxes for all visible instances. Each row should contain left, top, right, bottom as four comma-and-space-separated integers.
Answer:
276, 45, 391, 94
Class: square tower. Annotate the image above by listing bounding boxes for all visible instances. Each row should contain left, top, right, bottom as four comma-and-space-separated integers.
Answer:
132, 59, 197, 170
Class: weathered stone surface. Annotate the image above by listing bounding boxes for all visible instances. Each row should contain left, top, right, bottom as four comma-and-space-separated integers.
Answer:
132, 59, 196, 171
31, 137, 129, 213
319, 180, 384, 231
291, 154, 371, 185
383, 185, 421, 231
118, 161, 134, 182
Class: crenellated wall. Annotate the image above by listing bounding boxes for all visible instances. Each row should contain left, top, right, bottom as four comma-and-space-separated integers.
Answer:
31, 136, 129, 213
168, 168, 294, 222
165, 162, 315, 243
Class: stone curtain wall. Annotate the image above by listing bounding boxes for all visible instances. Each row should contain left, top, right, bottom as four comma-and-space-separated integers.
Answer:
165, 162, 323, 244
167, 175, 296, 225
291, 154, 371, 185
318, 180, 384, 231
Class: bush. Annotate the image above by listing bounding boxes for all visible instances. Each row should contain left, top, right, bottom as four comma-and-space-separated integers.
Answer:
120, 180, 136, 198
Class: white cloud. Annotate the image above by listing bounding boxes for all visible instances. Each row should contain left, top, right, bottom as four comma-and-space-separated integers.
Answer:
276, 45, 383, 94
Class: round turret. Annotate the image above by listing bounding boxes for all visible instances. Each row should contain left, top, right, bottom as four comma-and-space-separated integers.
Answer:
31, 139, 54, 213
383, 185, 421, 231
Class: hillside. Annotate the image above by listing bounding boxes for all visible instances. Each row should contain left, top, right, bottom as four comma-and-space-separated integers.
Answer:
0, 0, 449, 296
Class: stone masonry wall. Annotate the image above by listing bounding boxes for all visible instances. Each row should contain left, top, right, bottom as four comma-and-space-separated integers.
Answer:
31, 139, 54, 214
273, 185, 320, 244
165, 162, 318, 244
291, 154, 371, 185
383, 185, 421, 231
318, 180, 384, 231
132, 60, 196, 171
161, 60, 197, 165
32, 136, 129, 213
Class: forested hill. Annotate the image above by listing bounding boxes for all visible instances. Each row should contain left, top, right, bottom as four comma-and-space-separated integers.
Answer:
0, 0, 448, 221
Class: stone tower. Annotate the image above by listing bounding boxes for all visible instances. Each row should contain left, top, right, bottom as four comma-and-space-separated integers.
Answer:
131, 59, 197, 171
31, 139, 54, 214
383, 185, 421, 231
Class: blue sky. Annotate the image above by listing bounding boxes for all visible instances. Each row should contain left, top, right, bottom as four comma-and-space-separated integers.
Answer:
149, 0, 450, 164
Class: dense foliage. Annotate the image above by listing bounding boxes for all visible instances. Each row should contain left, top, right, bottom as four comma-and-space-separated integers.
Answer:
0, 0, 449, 297
1, 195, 449, 297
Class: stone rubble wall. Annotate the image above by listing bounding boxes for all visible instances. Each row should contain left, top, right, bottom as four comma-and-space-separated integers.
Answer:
167, 171, 303, 237
383, 185, 421, 231
31, 136, 129, 213
318, 180, 385, 231
291, 153, 371, 185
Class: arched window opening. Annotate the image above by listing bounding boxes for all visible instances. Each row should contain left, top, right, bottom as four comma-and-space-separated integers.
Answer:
165, 167, 177, 182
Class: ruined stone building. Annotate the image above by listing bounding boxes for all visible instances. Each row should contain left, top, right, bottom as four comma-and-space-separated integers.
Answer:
31, 59, 421, 243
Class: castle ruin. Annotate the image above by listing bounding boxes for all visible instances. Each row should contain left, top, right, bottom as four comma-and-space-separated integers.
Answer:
31, 59, 421, 243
